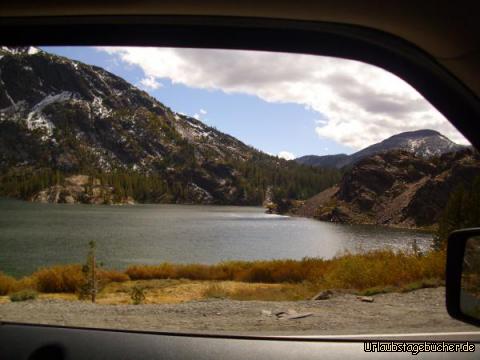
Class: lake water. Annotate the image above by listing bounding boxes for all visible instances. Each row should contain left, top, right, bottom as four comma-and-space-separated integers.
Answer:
0, 199, 433, 277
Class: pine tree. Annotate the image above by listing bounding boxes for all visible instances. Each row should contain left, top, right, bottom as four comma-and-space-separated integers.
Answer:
79, 241, 98, 303
434, 177, 480, 250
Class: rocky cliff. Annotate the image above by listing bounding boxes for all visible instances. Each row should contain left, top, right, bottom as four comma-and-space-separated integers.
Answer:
31, 175, 135, 205
295, 148, 480, 228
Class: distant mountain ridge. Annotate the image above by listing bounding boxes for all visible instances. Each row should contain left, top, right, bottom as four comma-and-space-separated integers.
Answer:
296, 129, 465, 169
295, 154, 350, 169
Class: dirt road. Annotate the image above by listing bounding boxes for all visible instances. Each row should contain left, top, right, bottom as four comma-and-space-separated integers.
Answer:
0, 287, 478, 335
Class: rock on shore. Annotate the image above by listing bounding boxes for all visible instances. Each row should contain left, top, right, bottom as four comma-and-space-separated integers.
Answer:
32, 174, 134, 205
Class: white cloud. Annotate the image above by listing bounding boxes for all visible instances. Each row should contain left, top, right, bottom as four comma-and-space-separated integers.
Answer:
278, 151, 295, 160
138, 76, 163, 90
97, 47, 469, 149
192, 109, 208, 121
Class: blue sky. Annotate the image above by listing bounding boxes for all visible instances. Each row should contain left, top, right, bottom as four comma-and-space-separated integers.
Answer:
42, 46, 466, 158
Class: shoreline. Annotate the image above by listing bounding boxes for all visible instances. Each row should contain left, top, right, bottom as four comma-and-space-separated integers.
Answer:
1, 196, 437, 233
0, 196, 265, 208
1, 249, 445, 302
283, 209, 437, 233
2, 196, 437, 233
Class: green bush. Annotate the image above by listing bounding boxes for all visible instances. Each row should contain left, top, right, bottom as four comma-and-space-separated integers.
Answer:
130, 286, 146, 305
9, 289, 38, 302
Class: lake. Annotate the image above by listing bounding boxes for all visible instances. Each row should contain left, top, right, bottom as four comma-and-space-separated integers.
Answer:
0, 198, 433, 277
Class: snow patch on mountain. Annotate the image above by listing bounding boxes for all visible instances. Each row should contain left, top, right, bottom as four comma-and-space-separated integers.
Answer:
25, 92, 75, 136
1, 91, 74, 136
297, 129, 465, 169
29, 92, 73, 113
91, 96, 112, 119
0, 46, 40, 55
27, 47, 39, 55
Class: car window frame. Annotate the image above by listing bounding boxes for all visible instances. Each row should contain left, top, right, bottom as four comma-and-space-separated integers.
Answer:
0, 14, 479, 358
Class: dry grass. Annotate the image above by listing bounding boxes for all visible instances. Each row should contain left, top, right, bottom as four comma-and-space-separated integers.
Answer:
98, 279, 208, 304
33, 265, 85, 293
98, 280, 315, 304
99, 269, 130, 283
321, 249, 445, 290
0, 272, 16, 295
125, 249, 445, 291
0, 249, 446, 302
0, 265, 130, 294
0, 279, 314, 304
33, 265, 130, 293
125, 258, 332, 283
202, 281, 317, 301
0, 272, 37, 296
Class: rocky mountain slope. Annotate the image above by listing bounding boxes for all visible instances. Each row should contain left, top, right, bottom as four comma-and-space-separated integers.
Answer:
296, 129, 466, 169
295, 148, 480, 228
0, 47, 339, 205
295, 154, 350, 169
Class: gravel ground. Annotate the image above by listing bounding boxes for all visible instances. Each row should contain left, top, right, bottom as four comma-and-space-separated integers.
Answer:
0, 287, 478, 335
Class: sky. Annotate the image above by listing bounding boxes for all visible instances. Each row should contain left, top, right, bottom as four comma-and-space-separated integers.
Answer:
42, 46, 469, 159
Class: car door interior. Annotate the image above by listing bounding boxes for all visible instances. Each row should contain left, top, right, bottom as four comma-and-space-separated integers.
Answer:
0, 11, 479, 360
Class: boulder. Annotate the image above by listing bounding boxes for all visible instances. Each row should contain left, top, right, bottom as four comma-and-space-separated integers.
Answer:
311, 290, 333, 300
357, 296, 374, 303
261, 310, 272, 317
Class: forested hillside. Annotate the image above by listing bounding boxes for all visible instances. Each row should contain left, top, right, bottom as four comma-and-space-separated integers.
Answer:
0, 47, 340, 205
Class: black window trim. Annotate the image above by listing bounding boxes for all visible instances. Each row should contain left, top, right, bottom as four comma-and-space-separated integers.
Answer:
1, 15, 479, 150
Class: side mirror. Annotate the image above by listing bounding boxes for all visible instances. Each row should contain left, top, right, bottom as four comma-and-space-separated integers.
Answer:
447, 228, 480, 326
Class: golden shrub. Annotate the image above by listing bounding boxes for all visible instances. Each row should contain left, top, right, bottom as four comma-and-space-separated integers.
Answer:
33, 264, 84, 293
0, 272, 17, 295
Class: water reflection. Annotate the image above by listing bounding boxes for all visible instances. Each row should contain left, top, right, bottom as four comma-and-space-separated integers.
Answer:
0, 199, 432, 277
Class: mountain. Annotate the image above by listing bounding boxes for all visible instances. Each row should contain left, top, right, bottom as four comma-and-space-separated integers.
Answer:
296, 129, 465, 169
295, 148, 480, 228
295, 154, 350, 169
0, 47, 340, 205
